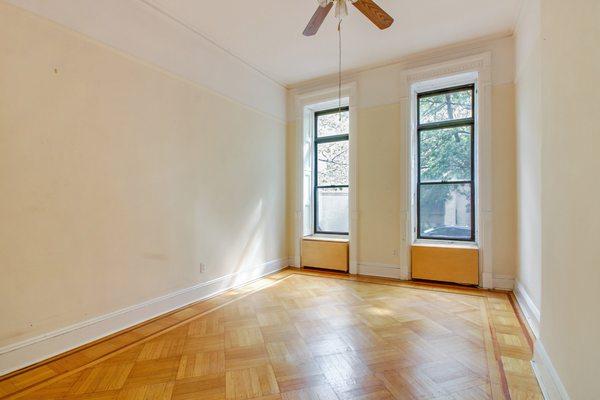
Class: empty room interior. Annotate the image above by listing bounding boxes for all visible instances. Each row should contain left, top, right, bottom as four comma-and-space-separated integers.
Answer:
1, 0, 598, 399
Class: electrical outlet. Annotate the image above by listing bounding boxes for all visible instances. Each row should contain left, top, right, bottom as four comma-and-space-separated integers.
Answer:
392, 249, 398, 256
199, 263, 206, 273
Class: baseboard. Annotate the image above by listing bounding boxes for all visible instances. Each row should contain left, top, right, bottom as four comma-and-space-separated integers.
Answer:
357, 262, 406, 280
493, 274, 515, 290
532, 340, 571, 400
482, 271, 493, 289
514, 283, 569, 399
356, 266, 512, 289
0, 258, 288, 376
513, 280, 540, 338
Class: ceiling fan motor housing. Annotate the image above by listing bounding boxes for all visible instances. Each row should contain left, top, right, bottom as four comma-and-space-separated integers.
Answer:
317, 0, 359, 18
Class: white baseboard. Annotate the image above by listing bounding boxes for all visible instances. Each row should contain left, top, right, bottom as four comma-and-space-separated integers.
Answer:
513, 280, 541, 338
287, 257, 299, 268
493, 274, 515, 290
482, 271, 493, 289
0, 258, 288, 376
357, 262, 407, 280
532, 340, 571, 400
514, 282, 569, 399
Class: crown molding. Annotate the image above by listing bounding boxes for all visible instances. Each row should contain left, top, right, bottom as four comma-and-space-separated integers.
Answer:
288, 32, 512, 91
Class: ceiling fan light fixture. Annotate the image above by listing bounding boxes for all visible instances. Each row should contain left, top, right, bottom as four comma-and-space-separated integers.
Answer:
335, 0, 348, 18
317, 0, 359, 19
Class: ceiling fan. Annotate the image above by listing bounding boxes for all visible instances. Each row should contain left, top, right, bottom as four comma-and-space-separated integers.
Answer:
303, 0, 394, 36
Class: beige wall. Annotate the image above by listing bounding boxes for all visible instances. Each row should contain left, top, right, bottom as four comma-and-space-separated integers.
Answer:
515, 0, 543, 311
491, 83, 517, 280
4, 0, 287, 120
288, 36, 518, 282
356, 104, 403, 266
538, 0, 600, 397
0, 3, 286, 347
515, 0, 600, 396
286, 121, 297, 258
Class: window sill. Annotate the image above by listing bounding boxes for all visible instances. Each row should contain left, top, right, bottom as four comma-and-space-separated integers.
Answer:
303, 234, 349, 243
412, 239, 478, 250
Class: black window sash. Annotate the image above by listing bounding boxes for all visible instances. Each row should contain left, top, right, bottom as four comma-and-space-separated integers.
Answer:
416, 85, 475, 242
314, 107, 349, 235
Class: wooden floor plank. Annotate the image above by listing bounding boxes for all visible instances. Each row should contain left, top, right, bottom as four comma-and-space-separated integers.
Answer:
0, 268, 542, 399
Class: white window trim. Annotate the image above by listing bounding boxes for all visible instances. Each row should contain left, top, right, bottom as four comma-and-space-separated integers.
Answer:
292, 83, 358, 273
400, 53, 494, 288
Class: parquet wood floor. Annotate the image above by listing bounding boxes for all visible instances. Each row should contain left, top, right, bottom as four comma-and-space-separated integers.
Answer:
0, 269, 543, 399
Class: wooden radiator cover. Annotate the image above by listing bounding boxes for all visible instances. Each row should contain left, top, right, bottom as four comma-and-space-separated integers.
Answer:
411, 244, 479, 285
301, 237, 348, 272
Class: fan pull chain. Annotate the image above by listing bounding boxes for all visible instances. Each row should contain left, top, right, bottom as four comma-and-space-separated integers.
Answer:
338, 18, 342, 121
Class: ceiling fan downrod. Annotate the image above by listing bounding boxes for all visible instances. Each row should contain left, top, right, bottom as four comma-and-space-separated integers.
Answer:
304, 0, 394, 121
337, 18, 342, 120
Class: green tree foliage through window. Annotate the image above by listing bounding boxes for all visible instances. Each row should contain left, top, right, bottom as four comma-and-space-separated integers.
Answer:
417, 86, 475, 240
419, 89, 472, 123
420, 127, 471, 183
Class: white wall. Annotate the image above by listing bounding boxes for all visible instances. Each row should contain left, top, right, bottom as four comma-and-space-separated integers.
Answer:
515, 0, 543, 315
0, 1, 287, 357
538, 0, 600, 398
515, 0, 600, 397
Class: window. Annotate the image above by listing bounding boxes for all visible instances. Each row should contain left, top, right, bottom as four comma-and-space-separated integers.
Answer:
417, 85, 475, 241
314, 107, 349, 234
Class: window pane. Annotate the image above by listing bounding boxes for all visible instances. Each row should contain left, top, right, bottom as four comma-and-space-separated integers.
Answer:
317, 141, 349, 186
420, 126, 471, 182
317, 110, 349, 137
419, 89, 472, 124
419, 183, 472, 240
316, 187, 348, 233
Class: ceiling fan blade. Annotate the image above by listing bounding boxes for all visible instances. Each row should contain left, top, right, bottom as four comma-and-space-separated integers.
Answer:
303, 3, 334, 36
352, 0, 394, 30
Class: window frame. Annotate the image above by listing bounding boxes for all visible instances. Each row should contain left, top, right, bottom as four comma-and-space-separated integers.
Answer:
416, 84, 476, 242
313, 106, 350, 235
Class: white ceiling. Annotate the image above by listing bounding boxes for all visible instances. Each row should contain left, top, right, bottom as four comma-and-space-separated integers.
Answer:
145, 0, 522, 86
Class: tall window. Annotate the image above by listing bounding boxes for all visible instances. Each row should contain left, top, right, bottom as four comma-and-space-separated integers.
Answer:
314, 107, 349, 235
417, 85, 475, 241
